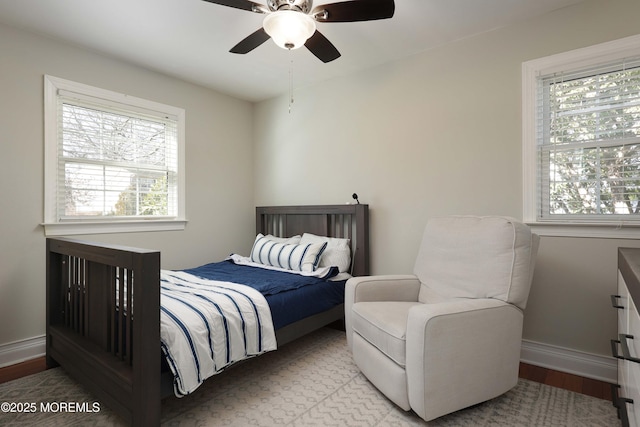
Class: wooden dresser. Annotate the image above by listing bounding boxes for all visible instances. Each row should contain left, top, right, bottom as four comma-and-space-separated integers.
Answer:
613, 248, 640, 427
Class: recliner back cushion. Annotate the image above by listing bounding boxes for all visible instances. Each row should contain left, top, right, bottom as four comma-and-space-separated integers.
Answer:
414, 216, 536, 309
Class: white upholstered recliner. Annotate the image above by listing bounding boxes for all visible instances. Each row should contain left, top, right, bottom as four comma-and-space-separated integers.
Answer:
345, 216, 539, 421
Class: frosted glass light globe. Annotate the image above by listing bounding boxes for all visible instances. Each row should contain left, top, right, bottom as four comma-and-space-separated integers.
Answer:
263, 10, 316, 50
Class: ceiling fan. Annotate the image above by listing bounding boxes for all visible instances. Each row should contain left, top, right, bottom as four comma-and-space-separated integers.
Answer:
202, 0, 395, 63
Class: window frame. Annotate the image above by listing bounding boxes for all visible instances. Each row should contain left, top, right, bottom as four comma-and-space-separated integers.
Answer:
522, 34, 640, 238
43, 75, 186, 236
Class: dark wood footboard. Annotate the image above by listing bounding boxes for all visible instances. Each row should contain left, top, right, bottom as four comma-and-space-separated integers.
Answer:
46, 238, 161, 426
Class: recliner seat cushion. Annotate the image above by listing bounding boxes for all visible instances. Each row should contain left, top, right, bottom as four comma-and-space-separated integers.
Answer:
351, 301, 420, 367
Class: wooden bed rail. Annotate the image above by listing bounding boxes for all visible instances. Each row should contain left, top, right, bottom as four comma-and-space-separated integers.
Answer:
46, 238, 161, 426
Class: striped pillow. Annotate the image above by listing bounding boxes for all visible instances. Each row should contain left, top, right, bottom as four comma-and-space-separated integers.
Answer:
250, 234, 328, 272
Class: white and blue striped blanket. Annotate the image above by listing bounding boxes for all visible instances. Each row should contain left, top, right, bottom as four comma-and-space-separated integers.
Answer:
160, 270, 277, 397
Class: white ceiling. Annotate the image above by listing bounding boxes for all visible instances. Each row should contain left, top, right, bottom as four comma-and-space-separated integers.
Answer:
0, 0, 584, 102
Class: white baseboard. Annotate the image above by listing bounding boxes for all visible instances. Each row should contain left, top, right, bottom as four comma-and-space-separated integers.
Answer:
521, 339, 617, 384
0, 336, 46, 368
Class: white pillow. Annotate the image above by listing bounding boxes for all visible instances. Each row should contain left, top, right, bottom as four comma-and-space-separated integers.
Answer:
300, 233, 351, 273
250, 234, 327, 272
263, 234, 301, 244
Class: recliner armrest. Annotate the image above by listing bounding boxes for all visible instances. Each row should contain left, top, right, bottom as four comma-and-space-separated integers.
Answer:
409, 297, 511, 320
346, 275, 421, 304
344, 275, 421, 350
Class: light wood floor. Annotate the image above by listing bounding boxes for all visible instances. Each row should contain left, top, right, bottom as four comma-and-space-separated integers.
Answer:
0, 357, 614, 402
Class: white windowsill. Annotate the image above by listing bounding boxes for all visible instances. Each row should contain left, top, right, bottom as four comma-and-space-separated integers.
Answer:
42, 219, 187, 236
527, 221, 640, 239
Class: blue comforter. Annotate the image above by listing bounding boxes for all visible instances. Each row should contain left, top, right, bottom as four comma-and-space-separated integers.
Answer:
182, 258, 345, 330
183, 259, 338, 296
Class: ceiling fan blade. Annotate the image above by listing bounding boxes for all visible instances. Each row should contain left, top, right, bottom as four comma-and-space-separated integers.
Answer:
312, 0, 395, 23
305, 30, 341, 63
201, 0, 266, 13
230, 28, 271, 54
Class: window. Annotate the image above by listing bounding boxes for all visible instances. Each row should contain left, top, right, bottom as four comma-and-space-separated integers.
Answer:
523, 35, 640, 237
44, 75, 186, 236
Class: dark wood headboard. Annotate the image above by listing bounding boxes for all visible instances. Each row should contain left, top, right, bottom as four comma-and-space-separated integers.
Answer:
256, 204, 369, 277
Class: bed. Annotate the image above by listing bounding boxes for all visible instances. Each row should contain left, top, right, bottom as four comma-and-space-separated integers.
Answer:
45, 204, 369, 426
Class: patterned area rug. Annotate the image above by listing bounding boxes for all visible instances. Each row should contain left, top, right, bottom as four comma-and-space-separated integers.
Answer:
0, 328, 620, 426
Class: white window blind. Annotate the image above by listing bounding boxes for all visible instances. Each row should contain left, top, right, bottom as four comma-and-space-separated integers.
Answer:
537, 57, 640, 221
57, 94, 178, 219
44, 75, 186, 236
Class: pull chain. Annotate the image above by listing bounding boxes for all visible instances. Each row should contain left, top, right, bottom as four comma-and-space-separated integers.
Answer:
289, 59, 294, 114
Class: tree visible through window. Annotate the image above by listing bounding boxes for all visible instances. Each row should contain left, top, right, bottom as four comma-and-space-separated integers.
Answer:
61, 102, 175, 218
538, 60, 640, 220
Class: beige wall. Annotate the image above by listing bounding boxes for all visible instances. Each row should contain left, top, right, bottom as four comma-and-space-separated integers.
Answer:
2, 0, 639, 364
0, 23, 255, 347
253, 0, 640, 357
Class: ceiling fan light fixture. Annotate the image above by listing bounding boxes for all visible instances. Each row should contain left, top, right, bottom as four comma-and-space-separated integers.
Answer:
263, 10, 316, 50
